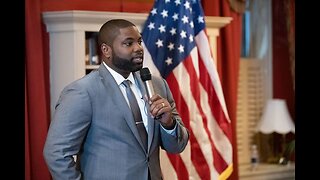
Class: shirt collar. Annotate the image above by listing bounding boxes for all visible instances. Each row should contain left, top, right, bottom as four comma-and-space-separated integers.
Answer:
103, 61, 136, 86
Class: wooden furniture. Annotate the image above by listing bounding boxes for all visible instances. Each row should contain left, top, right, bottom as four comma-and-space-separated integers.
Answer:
239, 163, 295, 180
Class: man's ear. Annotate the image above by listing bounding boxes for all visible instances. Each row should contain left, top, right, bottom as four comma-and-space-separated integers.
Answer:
101, 43, 111, 59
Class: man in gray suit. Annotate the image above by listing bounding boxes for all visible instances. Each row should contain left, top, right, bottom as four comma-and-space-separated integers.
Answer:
43, 19, 189, 180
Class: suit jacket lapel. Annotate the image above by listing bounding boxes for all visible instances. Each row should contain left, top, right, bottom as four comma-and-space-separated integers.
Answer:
98, 65, 147, 152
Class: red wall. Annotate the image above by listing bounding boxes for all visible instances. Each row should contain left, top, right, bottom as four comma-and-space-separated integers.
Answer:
41, 0, 153, 13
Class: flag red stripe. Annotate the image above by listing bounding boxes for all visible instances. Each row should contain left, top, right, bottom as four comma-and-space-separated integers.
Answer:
166, 152, 189, 180
182, 55, 229, 173
190, 133, 211, 180
164, 73, 189, 180
198, 53, 233, 141
166, 72, 211, 179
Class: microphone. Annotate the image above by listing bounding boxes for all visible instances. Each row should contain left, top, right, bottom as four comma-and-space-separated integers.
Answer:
140, 67, 155, 100
140, 67, 163, 120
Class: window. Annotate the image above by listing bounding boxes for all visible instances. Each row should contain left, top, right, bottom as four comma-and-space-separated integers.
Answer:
237, 0, 273, 165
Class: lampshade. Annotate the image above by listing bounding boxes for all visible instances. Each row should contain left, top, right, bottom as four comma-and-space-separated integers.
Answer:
256, 99, 295, 134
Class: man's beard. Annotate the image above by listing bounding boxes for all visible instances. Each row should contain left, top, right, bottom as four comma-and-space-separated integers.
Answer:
112, 54, 143, 72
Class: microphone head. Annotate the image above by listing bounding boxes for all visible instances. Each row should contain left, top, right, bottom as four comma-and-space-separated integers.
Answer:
140, 67, 152, 81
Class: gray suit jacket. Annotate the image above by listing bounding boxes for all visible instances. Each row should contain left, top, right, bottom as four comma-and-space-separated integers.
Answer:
43, 64, 189, 180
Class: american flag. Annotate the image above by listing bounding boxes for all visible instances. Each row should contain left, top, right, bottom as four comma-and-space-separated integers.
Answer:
142, 0, 233, 179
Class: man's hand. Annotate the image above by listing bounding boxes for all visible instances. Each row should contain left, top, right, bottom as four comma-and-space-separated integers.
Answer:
149, 94, 175, 129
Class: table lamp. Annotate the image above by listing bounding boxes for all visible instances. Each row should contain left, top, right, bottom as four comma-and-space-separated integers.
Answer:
256, 99, 295, 164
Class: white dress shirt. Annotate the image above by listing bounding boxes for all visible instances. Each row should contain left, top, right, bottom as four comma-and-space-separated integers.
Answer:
103, 62, 176, 135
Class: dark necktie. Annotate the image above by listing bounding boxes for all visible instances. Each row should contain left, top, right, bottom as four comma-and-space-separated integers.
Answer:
122, 80, 148, 151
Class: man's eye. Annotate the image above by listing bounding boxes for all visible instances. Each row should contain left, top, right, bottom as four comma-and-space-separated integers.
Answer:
124, 42, 132, 46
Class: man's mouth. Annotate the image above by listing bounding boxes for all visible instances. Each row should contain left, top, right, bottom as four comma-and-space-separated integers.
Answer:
132, 57, 143, 63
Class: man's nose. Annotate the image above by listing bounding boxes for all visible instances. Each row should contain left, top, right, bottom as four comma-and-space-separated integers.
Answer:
134, 43, 143, 53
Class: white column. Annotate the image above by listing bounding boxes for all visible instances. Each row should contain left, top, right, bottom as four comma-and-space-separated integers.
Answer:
48, 31, 86, 115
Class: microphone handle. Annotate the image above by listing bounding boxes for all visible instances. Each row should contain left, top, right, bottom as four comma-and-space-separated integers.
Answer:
143, 79, 163, 120
144, 81, 155, 99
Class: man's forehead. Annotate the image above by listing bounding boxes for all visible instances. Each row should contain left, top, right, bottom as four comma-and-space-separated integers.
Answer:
117, 26, 141, 39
